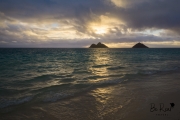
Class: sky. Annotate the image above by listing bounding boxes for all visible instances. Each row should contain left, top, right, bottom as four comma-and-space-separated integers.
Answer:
0, 0, 180, 48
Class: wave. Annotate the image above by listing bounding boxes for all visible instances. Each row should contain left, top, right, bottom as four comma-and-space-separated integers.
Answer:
72, 70, 91, 74
84, 75, 108, 80
92, 64, 111, 68
137, 70, 158, 75
0, 78, 123, 108
9, 75, 58, 86
60, 77, 76, 82
31, 83, 72, 93
137, 67, 180, 75
27, 74, 59, 82
12, 74, 72, 86
107, 74, 124, 78
107, 66, 125, 70
0, 96, 33, 108
0, 88, 29, 96
42, 91, 75, 102
160, 66, 179, 72
95, 78, 124, 84
41, 84, 92, 102
41, 79, 125, 103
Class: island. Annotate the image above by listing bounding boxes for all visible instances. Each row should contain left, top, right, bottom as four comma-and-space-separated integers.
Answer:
89, 42, 108, 48
132, 42, 149, 48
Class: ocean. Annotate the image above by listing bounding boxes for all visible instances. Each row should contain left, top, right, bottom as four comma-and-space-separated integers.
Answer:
0, 48, 180, 120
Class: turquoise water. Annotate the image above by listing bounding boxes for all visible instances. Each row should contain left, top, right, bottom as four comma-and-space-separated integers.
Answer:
0, 48, 180, 110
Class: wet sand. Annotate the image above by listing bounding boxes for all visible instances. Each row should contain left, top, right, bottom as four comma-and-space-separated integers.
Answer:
1, 71, 180, 120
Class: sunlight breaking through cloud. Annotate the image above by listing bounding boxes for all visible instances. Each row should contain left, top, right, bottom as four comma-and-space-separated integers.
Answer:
0, 0, 180, 47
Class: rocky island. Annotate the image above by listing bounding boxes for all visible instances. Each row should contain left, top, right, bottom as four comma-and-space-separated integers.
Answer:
89, 42, 108, 48
132, 42, 149, 48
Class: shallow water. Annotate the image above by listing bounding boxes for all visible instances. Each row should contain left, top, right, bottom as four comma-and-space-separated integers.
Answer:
0, 48, 180, 119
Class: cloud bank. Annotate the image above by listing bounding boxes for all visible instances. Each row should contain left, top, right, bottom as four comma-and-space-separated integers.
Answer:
0, 0, 180, 48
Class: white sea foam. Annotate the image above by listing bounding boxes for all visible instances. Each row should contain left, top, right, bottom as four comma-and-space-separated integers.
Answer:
43, 91, 74, 102
0, 96, 33, 108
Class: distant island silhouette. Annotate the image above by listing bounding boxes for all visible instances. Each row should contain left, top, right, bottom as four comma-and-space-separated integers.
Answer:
89, 42, 108, 48
132, 42, 149, 48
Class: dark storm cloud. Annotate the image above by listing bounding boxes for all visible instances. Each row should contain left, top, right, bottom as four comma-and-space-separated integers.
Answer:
0, 0, 110, 39
0, 0, 180, 29
0, 0, 180, 47
0, 0, 107, 22
118, 0, 180, 32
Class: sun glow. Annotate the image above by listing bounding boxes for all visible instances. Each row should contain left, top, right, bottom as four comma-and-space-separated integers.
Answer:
110, 0, 125, 7
92, 26, 108, 35
110, 0, 147, 7
88, 15, 124, 35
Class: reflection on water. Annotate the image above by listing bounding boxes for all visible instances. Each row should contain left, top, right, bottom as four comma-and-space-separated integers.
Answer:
87, 49, 113, 83
91, 87, 113, 104
89, 85, 130, 119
